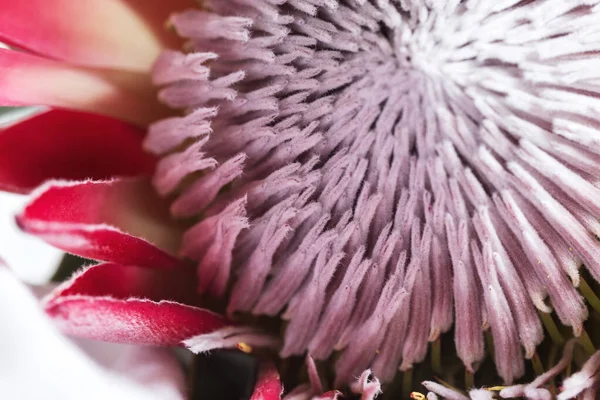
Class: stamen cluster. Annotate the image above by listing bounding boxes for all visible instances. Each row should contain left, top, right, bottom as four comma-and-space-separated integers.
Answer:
149, 0, 600, 385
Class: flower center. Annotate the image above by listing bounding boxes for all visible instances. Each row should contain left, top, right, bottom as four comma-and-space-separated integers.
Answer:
150, 0, 600, 387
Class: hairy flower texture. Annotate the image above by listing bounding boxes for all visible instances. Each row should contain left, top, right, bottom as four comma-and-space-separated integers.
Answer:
2, 0, 600, 398
152, 0, 600, 389
0, 2, 284, 399
422, 340, 600, 399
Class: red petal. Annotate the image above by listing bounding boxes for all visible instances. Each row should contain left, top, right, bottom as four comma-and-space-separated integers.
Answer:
55, 263, 200, 306
0, 49, 166, 125
0, 109, 155, 194
44, 262, 226, 345
250, 362, 283, 400
0, 0, 192, 72
17, 178, 184, 269
45, 296, 227, 345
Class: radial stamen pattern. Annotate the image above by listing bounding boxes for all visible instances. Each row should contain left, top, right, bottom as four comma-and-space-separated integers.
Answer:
150, 0, 600, 385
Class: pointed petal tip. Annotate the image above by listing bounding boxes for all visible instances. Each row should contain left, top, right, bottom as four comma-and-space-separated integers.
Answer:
17, 178, 184, 269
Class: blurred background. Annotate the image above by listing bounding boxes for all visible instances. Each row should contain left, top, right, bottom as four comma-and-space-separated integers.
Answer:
0, 107, 63, 283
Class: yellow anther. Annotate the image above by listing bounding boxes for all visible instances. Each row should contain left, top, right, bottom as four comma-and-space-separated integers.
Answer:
164, 19, 176, 32
236, 342, 252, 353
410, 392, 425, 400
485, 386, 508, 391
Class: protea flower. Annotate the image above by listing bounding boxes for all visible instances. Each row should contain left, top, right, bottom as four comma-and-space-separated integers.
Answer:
2, 0, 600, 399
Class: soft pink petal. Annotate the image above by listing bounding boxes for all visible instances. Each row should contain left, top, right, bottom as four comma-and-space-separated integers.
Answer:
17, 178, 184, 269
111, 346, 188, 400
0, 49, 166, 125
73, 339, 188, 400
250, 362, 283, 400
0, 109, 155, 194
0, 265, 185, 399
0, 0, 192, 72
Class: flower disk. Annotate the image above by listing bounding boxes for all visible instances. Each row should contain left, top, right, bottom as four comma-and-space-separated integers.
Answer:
150, 0, 600, 385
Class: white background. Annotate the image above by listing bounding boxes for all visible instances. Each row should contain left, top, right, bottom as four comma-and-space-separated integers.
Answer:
0, 191, 63, 283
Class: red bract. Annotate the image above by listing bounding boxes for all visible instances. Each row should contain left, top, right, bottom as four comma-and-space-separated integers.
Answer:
46, 297, 227, 345
0, 109, 154, 194
17, 178, 184, 269
250, 362, 283, 400
51, 262, 199, 302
